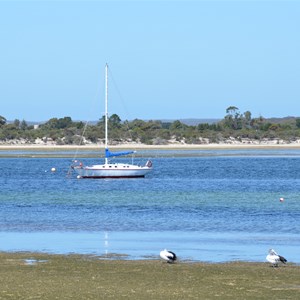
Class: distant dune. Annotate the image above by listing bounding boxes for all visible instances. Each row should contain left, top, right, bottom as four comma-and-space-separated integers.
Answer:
7, 117, 298, 127
7, 118, 221, 126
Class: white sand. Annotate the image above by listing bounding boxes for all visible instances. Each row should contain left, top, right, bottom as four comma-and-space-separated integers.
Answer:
1, 142, 300, 150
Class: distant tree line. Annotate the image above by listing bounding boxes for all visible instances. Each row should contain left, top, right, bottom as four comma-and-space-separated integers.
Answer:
1, 107, 300, 145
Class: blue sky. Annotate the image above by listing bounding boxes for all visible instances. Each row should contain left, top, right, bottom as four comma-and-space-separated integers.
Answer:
1, 0, 299, 122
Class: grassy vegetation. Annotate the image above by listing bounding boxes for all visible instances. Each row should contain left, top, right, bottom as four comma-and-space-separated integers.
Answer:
0, 252, 299, 299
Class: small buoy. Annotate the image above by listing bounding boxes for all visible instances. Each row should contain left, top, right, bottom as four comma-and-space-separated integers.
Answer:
279, 197, 284, 202
51, 167, 56, 172
77, 175, 81, 179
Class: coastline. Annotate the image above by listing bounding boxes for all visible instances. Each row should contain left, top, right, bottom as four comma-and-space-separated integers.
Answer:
1, 252, 299, 299
1, 142, 300, 151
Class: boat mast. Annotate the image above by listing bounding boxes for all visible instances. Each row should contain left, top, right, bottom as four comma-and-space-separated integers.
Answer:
105, 63, 108, 164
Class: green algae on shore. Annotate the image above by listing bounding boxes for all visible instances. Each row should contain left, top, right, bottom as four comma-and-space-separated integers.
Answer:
0, 252, 299, 299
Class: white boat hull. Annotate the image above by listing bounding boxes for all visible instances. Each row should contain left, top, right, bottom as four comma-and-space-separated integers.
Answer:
73, 163, 152, 178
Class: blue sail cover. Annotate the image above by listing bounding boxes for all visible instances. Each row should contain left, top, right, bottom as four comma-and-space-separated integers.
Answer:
105, 148, 135, 158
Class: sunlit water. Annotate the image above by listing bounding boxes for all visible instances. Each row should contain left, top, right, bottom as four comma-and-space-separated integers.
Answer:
0, 149, 300, 263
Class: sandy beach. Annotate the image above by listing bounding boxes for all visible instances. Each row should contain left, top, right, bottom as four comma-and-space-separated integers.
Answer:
1, 142, 300, 151
1, 252, 299, 299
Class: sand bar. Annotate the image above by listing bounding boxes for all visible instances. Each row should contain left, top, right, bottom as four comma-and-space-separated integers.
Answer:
1, 142, 300, 151
0, 252, 299, 299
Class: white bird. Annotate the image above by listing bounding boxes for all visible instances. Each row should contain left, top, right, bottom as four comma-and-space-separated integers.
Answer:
266, 249, 287, 267
160, 249, 177, 263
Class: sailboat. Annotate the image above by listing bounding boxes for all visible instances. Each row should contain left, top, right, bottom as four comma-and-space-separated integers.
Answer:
72, 64, 152, 179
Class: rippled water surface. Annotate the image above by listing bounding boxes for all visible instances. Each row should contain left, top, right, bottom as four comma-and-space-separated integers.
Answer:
0, 149, 299, 263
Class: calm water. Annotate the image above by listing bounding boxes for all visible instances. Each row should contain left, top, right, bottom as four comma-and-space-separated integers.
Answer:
0, 149, 300, 263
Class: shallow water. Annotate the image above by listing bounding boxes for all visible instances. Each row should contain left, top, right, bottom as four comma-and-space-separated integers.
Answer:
0, 149, 299, 263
